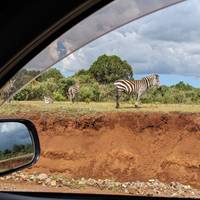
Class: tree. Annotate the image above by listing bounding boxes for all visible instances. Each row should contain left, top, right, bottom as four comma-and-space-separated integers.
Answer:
75, 69, 89, 76
13, 69, 40, 89
13, 144, 22, 153
4, 149, 11, 155
172, 81, 193, 91
89, 54, 133, 84
37, 68, 63, 82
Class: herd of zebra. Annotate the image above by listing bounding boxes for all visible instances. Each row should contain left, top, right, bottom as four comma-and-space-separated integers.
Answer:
44, 74, 160, 108
1, 74, 160, 108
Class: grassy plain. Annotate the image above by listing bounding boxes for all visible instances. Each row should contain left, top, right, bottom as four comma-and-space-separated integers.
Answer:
0, 101, 200, 116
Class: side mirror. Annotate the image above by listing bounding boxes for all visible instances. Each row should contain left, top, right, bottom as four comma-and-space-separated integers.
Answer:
0, 119, 40, 176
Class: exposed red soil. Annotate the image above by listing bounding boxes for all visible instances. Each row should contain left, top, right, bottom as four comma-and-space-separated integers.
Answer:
2, 112, 200, 189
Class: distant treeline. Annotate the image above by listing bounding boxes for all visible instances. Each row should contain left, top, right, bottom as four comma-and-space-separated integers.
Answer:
13, 54, 200, 104
0, 144, 33, 160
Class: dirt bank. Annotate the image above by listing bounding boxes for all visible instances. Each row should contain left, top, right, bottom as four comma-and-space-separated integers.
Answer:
2, 112, 200, 189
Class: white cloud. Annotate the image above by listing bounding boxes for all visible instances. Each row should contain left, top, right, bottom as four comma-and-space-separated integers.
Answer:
0, 122, 32, 150
49, 40, 59, 61
56, 0, 200, 77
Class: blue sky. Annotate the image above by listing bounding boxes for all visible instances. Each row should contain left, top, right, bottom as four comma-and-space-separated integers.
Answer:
52, 0, 200, 87
135, 74, 200, 88
58, 71, 200, 88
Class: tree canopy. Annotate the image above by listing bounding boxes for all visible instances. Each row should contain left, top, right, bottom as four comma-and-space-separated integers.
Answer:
37, 68, 64, 82
89, 54, 133, 84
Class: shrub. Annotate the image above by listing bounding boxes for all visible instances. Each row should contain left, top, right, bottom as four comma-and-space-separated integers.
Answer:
79, 86, 94, 102
53, 92, 66, 101
57, 78, 76, 96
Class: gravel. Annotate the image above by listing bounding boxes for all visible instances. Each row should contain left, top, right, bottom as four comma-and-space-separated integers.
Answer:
0, 172, 200, 198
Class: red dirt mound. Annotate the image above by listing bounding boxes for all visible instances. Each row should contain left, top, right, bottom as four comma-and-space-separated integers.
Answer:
3, 112, 200, 189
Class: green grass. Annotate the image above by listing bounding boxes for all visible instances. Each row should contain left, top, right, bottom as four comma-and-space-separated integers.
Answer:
0, 101, 200, 116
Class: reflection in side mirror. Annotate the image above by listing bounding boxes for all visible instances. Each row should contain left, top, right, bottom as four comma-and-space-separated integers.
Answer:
0, 120, 40, 175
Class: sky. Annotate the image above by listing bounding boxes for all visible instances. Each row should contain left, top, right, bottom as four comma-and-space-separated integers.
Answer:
52, 0, 200, 87
0, 122, 32, 151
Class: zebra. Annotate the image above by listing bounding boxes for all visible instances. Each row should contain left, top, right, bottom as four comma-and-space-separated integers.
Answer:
114, 74, 160, 108
44, 96, 54, 104
68, 84, 80, 103
0, 79, 16, 102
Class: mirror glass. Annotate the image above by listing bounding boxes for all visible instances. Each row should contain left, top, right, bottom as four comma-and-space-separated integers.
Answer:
0, 122, 34, 173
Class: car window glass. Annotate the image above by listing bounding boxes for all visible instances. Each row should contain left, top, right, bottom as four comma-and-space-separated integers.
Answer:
0, 0, 183, 104
1, 0, 200, 198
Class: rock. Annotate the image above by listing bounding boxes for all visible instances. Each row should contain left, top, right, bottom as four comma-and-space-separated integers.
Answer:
114, 182, 121, 187
124, 189, 129, 193
5, 176, 11, 180
45, 178, 51, 185
184, 185, 191, 190
78, 177, 86, 185
63, 181, 71, 187
20, 174, 27, 180
87, 178, 96, 186
29, 175, 36, 181
50, 180, 57, 187
37, 173, 48, 181
97, 179, 103, 185
122, 183, 128, 188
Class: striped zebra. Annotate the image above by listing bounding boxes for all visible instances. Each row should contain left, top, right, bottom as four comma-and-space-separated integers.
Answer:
44, 96, 54, 104
0, 79, 16, 102
114, 74, 160, 108
68, 84, 80, 103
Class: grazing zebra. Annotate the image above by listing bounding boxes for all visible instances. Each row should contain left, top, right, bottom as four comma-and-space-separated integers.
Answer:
68, 84, 80, 103
44, 96, 54, 104
0, 79, 16, 102
114, 74, 160, 108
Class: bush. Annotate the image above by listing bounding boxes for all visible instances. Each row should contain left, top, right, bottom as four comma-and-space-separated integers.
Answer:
57, 78, 76, 96
76, 74, 95, 84
79, 86, 94, 102
14, 87, 31, 100
53, 92, 66, 101
172, 81, 193, 91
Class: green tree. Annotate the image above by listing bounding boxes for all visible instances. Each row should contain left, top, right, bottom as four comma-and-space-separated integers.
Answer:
37, 68, 63, 82
75, 69, 89, 76
89, 54, 133, 84
13, 69, 40, 89
0, 150, 3, 159
13, 144, 22, 153
172, 81, 193, 91
4, 149, 11, 155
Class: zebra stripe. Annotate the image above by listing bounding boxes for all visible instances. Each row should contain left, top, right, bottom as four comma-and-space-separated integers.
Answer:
0, 79, 16, 102
68, 84, 80, 103
114, 74, 160, 108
